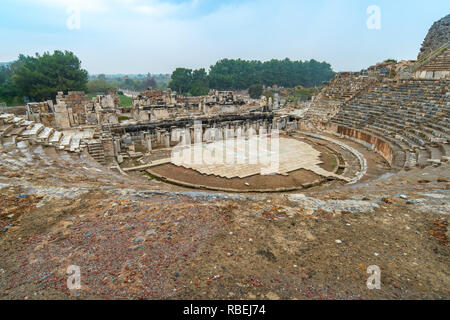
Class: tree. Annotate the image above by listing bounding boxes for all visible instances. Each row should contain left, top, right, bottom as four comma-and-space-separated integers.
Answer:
190, 68, 209, 96
248, 84, 264, 99
12, 50, 88, 101
168, 68, 193, 94
0, 63, 22, 104
263, 90, 274, 101
206, 58, 334, 90
87, 79, 116, 94
123, 78, 135, 90
139, 77, 157, 91
167, 58, 335, 95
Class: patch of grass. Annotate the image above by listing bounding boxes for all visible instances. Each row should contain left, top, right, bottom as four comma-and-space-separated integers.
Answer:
143, 171, 161, 181
87, 92, 103, 100
118, 116, 131, 122
119, 94, 132, 108
329, 156, 337, 171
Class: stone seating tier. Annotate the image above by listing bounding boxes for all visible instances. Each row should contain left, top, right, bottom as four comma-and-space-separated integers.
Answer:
329, 80, 449, 167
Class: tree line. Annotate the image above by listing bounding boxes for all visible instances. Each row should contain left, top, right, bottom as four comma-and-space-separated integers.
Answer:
0, 51, 171, 105
0, 51, 335, 105
169, 58, 335, 96
88, 73, 170, 94
0, 51, 88, 104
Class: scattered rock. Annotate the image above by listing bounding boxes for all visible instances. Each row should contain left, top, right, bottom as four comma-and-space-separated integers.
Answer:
266, 292, 280, 300
406, 199, 426, 205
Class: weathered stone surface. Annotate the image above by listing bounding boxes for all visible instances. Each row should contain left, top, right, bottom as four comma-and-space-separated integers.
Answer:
418, 14, 450, 60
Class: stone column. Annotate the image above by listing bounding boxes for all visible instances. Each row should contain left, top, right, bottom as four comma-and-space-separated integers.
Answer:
194, 123, 203, 144
144, 132, 152, 153
164, 133, 170, 148
277, 120, 283, 130
171, 127, 177, 142
186, 127, 192, 145
156, 130, 162, 144
260, 128, 267, 136
236, 125, 243, 138
204, 128, 211, 142
189, 127, 195, 144
113, 138, 120, 157
225, 126, 234, 140
215, 127, 223, 141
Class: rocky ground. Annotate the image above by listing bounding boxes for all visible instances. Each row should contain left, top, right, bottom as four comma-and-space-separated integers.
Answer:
0, 163, 448, 300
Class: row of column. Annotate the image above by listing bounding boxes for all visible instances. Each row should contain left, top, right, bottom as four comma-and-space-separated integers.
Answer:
137, 117, 299, 153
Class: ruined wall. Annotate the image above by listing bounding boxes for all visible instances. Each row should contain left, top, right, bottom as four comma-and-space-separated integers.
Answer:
57, 91, 89, 114
27, 101, 55, 126
297, 121, 395, 166
334, 125, 395, 165
414, 70, 450, 80
54, 103, 71, 128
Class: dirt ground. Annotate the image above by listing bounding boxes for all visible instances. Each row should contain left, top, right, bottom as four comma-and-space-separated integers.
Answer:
0, 163, 448, 300
149, 164, 324, 191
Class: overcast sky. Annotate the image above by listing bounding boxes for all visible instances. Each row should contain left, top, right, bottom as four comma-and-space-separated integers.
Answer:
0, 0, 448, 74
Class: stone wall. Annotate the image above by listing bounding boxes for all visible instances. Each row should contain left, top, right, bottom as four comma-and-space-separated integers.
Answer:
27, 91, 120, 128
335, 125, 395, 166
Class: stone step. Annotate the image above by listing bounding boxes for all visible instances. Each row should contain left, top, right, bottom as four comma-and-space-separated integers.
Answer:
59, 133, 72, 149
439, 143, 450, 157
69, 137, 81, 152
5, 126, 25, 137
428, 146, 443, 161
417, 148, 430, 166
21, 120, 34, 127
0, 113, 15, 123
37, 127, 54, 142
10, 116, 26, 125
49, 131, 63, 144
0, 124, 14, 137
21, 123, 44, 137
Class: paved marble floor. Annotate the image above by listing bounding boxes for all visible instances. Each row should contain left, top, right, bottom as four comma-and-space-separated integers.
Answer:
170, 136, 350, 181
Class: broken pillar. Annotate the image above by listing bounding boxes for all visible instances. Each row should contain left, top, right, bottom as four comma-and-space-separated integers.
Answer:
163, 133, 170, 148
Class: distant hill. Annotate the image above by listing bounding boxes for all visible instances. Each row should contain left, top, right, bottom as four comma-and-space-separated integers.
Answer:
0, 61, 13, 67
89, 73, 171, 80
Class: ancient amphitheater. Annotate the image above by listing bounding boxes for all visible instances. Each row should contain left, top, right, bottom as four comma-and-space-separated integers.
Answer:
0, 17, 448, 300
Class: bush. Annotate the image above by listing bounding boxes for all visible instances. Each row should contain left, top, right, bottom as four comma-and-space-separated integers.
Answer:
248, 84, 264, 99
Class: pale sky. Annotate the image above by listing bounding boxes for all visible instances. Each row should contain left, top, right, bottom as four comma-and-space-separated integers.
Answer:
0, 0, 449, 74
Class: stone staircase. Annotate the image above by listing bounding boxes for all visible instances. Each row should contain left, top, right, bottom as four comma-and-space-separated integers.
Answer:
86, 140, 106, 165
305, 74, 382, 122
0, 112, 109, 167
0, 112, 132, 186
419, 47, 450, 71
